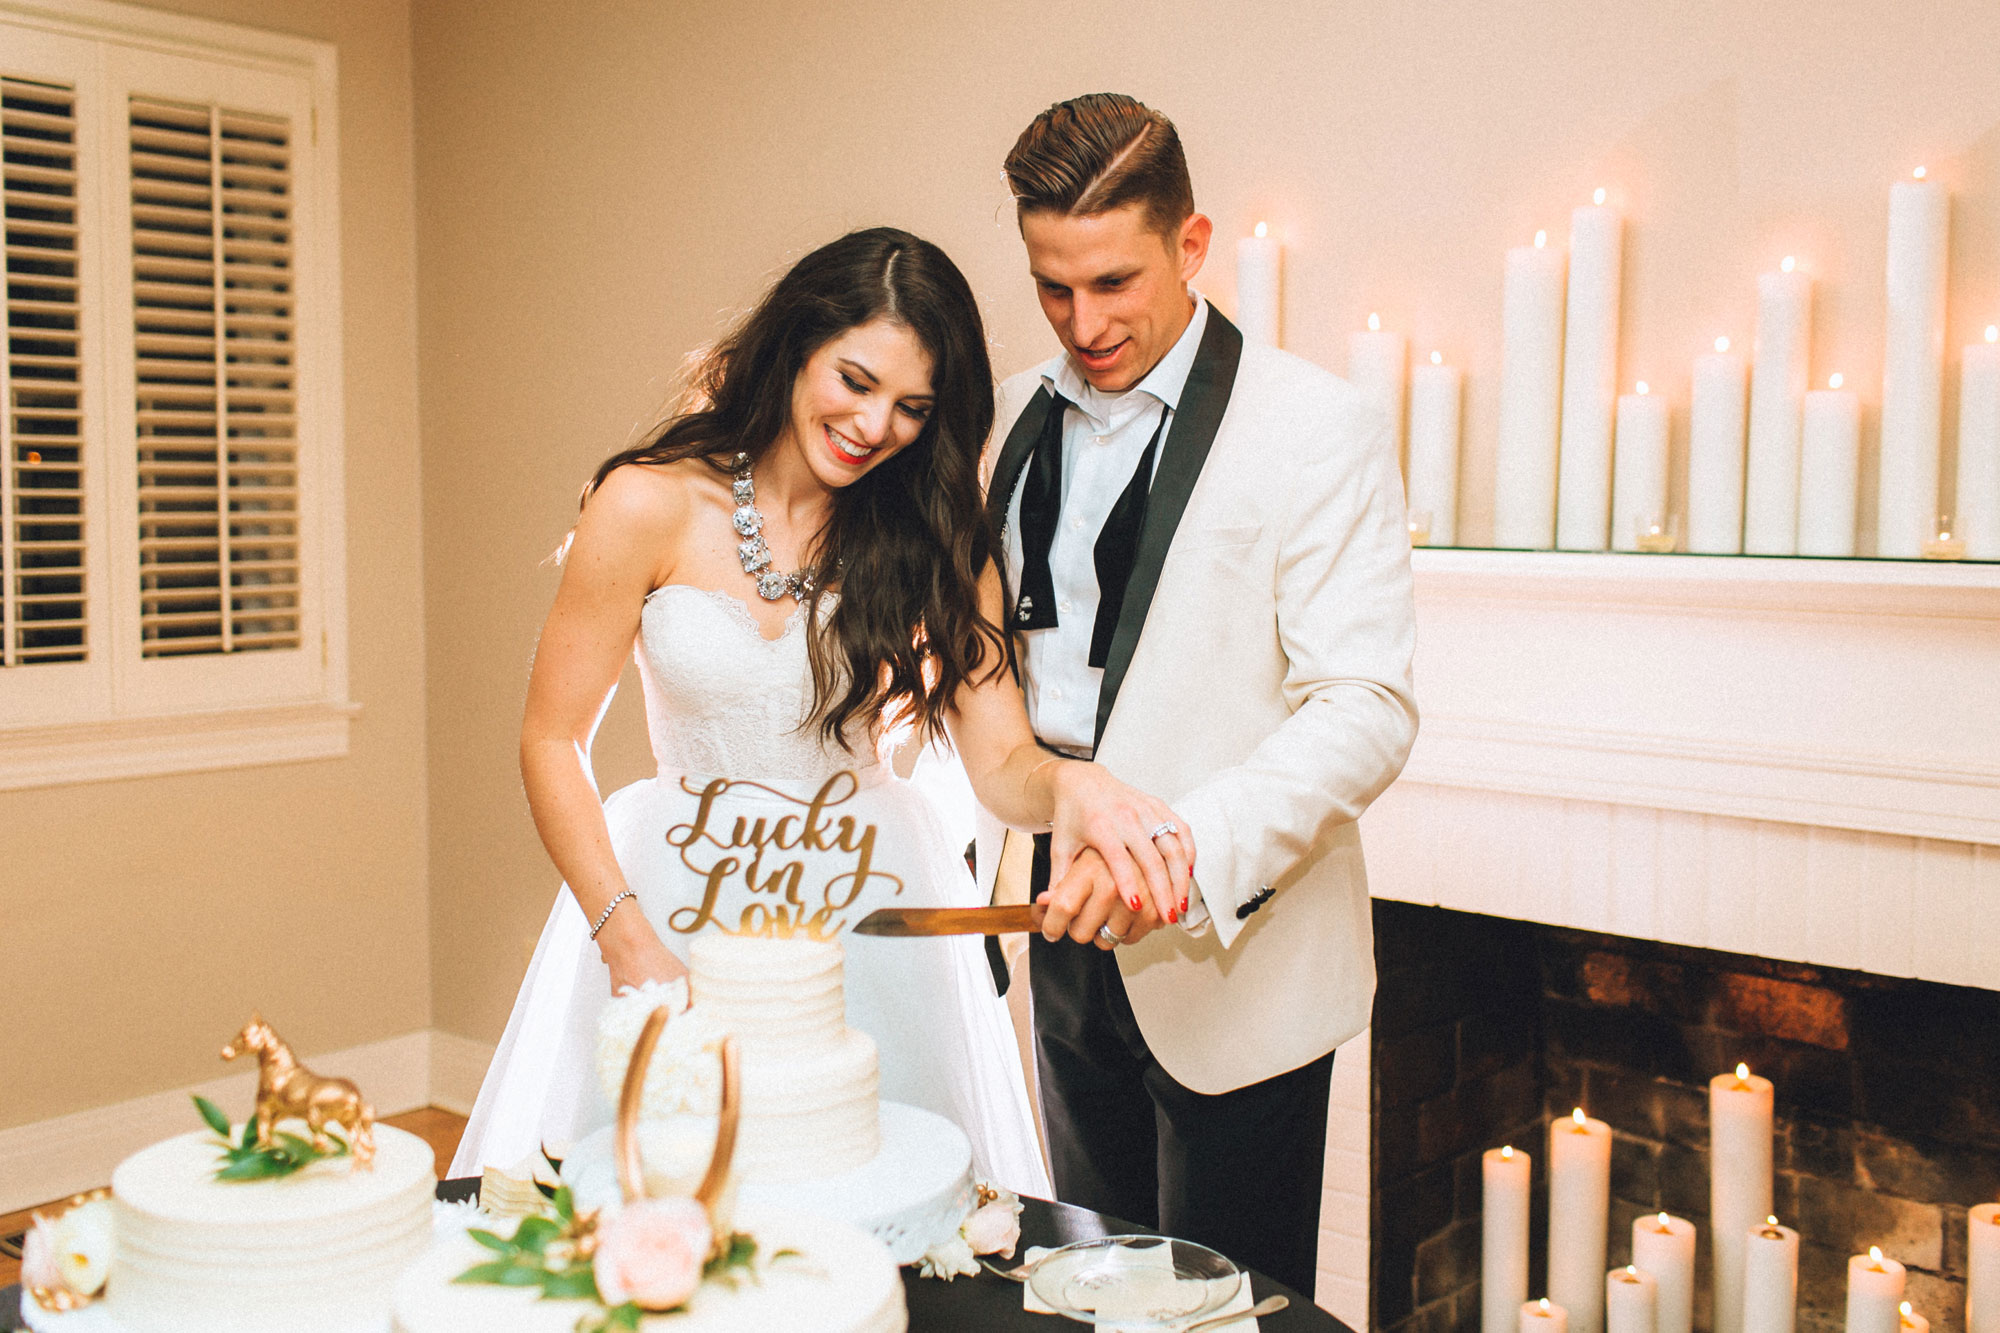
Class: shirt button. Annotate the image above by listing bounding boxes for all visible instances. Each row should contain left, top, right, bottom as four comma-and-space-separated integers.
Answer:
1059, 599, 1073, 613
1049, 687, 1063, 701
1070, 518, 1085, 531
1092, 435, 1106, 445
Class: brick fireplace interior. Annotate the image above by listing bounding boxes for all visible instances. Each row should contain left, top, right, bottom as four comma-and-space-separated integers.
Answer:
1369, 898, 2000, 1333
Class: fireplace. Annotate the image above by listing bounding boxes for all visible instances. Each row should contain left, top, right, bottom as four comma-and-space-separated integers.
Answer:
1367, 899, 2000, 1333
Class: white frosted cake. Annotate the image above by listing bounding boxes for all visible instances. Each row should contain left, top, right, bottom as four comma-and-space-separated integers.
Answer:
24, 1123, 434, 1333
391, 1204, 906, 1333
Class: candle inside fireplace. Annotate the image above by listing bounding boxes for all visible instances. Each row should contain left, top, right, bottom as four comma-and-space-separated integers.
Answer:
1550, 1108, 1614, 1333
1900, 1302, 1930, 1333
1969, 1204, 2000, 1333
1712, 1065, 1775, 1333
1485, 1146, 1533, 1333
1633, 1213, 1696, 1333
1524, 1298, 1571, 1333
1848, 1247, 1908, 1333
1743, 1218, 1798, 1333
1607, 1265, 1658, 1333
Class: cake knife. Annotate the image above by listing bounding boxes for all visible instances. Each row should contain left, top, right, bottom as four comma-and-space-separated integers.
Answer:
850, 904, 1045, 936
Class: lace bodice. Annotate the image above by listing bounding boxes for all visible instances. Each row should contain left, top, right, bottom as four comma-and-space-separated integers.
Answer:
635, 585, 881, 782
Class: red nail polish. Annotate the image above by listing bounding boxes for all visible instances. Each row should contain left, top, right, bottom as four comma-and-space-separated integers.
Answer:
1129, 896, 1141, 911
1180, 898, 1189, 915
1168, 908, 1178, 924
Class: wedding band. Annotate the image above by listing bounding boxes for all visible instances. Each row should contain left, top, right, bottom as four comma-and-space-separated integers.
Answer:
1149, 821, 1179, 840
1097, 925, 1123, 946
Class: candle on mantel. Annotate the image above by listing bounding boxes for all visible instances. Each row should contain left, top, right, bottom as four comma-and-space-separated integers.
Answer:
1409, 350, 1462, 547
1607, 1266, 1658, 1333
1744, 1217, 1799, 1333
1349, 311, 1409, 468
1613, 380, 1671, 552
1496, 228, 1567, 548
1550, 1108, 1614, 1333
1969, 1203, 2000, 1333
1711, 1064, 1775, 1333
1558, 188, 1625, 551
1745, 256, 1814, 554
1485, 1146, 1533, 1333
1880, 167, 1950, 557
1633, 1213, 1696, 1333
1524, 1298, 1571, 1333
1958, 327, 2000, 561
1689, 336, 1749, 553
1799, 373, 1862, 557
1235, 221, 1281, 346
1899, 1301, 1930, 1333
1847, 1247, 1907, 1333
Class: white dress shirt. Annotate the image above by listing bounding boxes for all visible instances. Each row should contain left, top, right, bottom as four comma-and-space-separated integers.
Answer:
1004, 295, 1211, 755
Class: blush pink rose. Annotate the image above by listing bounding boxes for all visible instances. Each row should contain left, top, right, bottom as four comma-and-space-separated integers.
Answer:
593, 1197, 711, 1310
963, 1198, 1022, 1258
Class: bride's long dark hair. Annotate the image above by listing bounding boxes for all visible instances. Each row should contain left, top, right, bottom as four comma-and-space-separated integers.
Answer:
583, 227, 1006, 750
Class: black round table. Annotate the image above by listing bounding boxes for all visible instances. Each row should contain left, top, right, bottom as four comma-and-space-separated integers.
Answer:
3, 1180, 1354, 1332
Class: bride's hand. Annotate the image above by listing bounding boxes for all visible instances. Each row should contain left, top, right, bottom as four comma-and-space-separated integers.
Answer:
596, 911, 689, 994
1047, 761, 1194, 926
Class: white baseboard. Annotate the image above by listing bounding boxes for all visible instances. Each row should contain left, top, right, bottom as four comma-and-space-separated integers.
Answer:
427, 1030, 496, 1117
0, 1028, 496, 1215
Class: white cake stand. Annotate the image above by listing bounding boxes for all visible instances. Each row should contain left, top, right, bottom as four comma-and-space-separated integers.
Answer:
560, 1101, 973, 1265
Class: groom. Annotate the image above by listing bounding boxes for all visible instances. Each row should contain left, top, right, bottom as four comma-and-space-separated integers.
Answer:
974, 93, 1418, 1294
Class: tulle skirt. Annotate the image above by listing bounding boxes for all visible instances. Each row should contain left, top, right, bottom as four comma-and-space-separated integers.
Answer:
447, 757, 1049, 1199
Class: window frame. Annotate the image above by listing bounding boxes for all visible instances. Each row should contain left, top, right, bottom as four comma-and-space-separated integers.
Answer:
0, 0, 351, 790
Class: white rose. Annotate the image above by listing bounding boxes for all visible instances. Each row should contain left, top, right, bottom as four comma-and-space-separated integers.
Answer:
916, 1233, 978, 1281
594, 983, 723, 1118
52, 1200, 114, 1296
20, 1215, 60, 1292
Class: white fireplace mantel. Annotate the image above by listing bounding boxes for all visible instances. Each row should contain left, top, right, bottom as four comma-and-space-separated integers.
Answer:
1400, 550, 2000, 846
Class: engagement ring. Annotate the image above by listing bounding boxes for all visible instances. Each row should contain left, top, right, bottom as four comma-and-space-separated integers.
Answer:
1097, 925, 1124, 946
1149, 821, 1179, 840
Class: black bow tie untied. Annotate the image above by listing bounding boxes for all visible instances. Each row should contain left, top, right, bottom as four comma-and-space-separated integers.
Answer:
1013, 394, 1163, 668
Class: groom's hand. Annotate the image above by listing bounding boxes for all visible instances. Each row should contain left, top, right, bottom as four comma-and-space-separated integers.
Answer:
1039, 848, 1163, 949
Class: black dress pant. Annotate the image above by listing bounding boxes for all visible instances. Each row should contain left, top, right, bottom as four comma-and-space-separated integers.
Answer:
1026, 835, 1334, 1296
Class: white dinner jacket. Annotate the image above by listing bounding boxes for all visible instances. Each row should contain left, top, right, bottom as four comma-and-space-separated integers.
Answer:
974, 311, 1418, 1095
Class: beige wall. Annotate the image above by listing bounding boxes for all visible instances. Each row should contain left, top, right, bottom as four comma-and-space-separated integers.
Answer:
0, 0, 429, 1129
410, 0, 2000, 1043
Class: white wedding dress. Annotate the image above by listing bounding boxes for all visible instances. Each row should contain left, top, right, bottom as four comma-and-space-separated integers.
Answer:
449, 584, 1049, 1198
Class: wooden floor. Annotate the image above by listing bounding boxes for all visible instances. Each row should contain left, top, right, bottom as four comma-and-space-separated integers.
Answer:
0, 1107, 469, 1289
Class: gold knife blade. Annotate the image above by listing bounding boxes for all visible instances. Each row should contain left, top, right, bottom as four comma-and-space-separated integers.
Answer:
850, 904, 1046, 937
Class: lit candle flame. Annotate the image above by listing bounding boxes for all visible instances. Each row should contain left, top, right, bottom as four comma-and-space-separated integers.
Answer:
1902, 1303, 1915, 1319
1768, 1216, 1780, 1226
1626, 1266, 1640, 1277
1715, 336, 1731, 354
1501, 1145, 1515, 1158
1594, 187, 1607, 206
1658, 1213, 1673, 1229
1636, 381, 1650, 395
1914, 167, 1928, 180
1572, 1107, 1588, 1128
1540, 1299, 1553, 1313
1368, 312, 1381, 332
1254, 220, 1269, 239
1736, 1062, 1751, 1081
1830, 373, 1845, 390
1781, 256, 1797, 274
1431, 350, 1443, 366
1987, 325, 1998, 344
1870, 1246, 1885, 1265
1535, 230, 1548, 249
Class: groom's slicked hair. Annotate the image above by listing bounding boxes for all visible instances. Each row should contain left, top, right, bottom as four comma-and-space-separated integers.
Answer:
1004, 93, 1194, 237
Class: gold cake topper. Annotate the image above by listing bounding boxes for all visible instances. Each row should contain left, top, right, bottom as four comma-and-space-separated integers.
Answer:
221, 1014, 377, 1167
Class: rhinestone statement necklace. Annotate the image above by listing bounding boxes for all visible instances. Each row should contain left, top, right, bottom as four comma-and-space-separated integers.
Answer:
730, 453, 816, 603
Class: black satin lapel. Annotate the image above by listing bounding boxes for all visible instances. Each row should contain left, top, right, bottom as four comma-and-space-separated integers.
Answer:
986, 386, 1055, 528
1092, 311, 1244, 748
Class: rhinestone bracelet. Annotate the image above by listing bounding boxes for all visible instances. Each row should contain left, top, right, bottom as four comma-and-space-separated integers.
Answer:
589, 888, 638, 940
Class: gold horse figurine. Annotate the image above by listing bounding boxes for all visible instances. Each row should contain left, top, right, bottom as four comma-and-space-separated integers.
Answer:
221, 1014, 376, 1167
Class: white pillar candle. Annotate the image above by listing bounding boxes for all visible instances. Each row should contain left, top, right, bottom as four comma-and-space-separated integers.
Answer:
1525, 1299, 1571, 1333
1969, 1203, 2000, 1333
1744, 1219, 1799, 1333
1409, 352, 1462, 547
1633, 1213, 1696, 1333
1799, 374, 1862, 556
1550, 1109, 1614, 1333
1958, 330, 2000, 561
1557, 190, 1625, 550
1879, 170, 1949, 557
1607, 1266, 1658, 1333
1235, 222, 1281, 347
1497, 230, 1567, 548
1688, 337, 1749, 553
1745, 258, 1814, 554
1612, 382, 1670, 551
1899, 1302, 1929, 1333
1350, 312, 1409, 468
1846, 1248, 1906, 1333
1711, 1065, 1775, 1333
1485, 1146, 1533, 1333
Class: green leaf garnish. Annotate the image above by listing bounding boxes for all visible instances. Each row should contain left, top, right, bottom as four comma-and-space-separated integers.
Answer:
466, 1228, 514, 1253
193, 1095, 232, 1137
512, 1215, 560, 1254
540, 1266, 599, 1300
453, 1260, 518, 1285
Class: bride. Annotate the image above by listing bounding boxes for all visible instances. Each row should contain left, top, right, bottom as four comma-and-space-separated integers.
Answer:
450, 228, 1192, 1195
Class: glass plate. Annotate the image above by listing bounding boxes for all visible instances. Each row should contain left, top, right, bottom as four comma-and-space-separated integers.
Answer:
1025, 1234, 1243, 1328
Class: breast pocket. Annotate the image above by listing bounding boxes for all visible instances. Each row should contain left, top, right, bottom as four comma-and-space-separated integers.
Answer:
1171, 523, 1261, 554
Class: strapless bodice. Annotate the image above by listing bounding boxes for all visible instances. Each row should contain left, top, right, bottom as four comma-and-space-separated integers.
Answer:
635, 584, 881, 783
